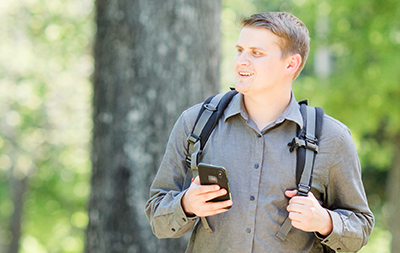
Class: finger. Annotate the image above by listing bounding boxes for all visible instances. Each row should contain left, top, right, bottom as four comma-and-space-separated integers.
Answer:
210, 199, 233, 208
287, 203, 307, 214
193, 176, 221, 193
285, 189, 297, 198
296, 191, 317, 204
203, 199, 233, 212
289, 194, 315, 205
195, 199, 233, 217
194, 185, 221, 196
288, 211, 303, 222
290, 219, 306, 231
199, 208, 229, 217
203, 188, 228, 202
289, 214, 314, 232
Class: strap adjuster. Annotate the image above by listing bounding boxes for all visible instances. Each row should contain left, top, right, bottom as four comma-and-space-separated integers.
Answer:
305, 141, 319, 153
187, 133, 200, 145
304, 134, 317, 143
204, 103, 217, 111
185, 151, 203, 169
297, 183, 311, 196
185, 153, 192, 168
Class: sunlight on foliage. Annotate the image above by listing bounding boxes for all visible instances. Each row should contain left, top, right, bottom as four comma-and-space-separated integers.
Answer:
359, 226, 392, 253
0, 0, 398, 251
0, 0, 94, 251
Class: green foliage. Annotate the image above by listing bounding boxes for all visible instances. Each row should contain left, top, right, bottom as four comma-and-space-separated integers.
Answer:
1, 0, 397, 251
0, 0, 94, 252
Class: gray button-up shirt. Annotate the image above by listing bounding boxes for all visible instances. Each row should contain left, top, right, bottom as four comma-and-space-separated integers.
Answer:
145, 92, 374, 252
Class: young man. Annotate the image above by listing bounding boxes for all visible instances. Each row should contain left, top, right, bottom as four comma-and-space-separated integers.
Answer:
145, 12, 374, 252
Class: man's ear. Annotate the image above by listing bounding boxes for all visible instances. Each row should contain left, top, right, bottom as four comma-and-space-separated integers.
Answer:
286, 54, 302, 75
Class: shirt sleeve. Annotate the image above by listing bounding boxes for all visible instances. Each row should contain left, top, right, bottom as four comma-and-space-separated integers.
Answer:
317, 122, 375, 252
145, 107, 200, 239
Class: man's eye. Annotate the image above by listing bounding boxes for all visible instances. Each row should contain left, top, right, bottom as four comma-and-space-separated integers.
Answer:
253, 51, 260, 55
237, 48, 243, 53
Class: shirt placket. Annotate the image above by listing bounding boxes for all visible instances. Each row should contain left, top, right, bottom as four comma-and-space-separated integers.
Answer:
244, 132, 265, 251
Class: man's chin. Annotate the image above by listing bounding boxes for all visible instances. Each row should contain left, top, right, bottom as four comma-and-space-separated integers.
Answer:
234, 83, 251, 94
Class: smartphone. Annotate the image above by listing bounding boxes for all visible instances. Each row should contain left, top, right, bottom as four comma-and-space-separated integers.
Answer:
198, 163, 232, 206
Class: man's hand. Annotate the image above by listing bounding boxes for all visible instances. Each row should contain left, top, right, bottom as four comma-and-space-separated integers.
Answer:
285, 190, 333, 236
182, 176, 233, 217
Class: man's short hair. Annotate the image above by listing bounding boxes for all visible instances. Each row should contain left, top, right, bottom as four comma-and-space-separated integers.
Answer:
240, 12, 310, 79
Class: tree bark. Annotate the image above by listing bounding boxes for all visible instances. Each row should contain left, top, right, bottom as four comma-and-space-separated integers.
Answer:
86, 0, 221, 252
7, 175, 28, 253
389, 133, 400, 253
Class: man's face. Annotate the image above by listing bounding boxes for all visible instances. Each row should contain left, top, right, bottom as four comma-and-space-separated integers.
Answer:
233, 27, 289, 97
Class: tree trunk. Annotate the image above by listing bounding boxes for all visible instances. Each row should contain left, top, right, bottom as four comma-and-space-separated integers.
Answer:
7, 175, 28, 253
389, 133, 400, 253
85, 0, 221, 252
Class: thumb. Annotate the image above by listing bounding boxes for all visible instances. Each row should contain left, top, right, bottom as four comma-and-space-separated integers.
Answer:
307, 191, 318, 201
285, 189, 297, 198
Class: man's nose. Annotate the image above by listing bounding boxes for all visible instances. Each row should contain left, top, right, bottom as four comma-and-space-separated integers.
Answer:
237, 52, 251, 66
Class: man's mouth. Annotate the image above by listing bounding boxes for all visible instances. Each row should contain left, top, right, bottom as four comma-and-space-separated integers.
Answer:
238, 71, 254, 77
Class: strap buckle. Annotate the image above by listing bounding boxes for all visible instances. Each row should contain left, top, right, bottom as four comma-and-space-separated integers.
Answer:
288, 137, 302, 152
287, 136, 319, 153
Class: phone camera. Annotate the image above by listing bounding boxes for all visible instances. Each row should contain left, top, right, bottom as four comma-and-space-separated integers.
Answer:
218, 171, 223, 178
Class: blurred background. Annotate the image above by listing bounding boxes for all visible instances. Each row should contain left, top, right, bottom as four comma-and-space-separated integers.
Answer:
0, 0, 399, 252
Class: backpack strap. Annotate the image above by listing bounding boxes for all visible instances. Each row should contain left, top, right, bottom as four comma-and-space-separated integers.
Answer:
276, 100, 324, 241
185, 93, 224, 181
184, 90, 238, 188
183, 89, 238, 233
184, 89, 238, 188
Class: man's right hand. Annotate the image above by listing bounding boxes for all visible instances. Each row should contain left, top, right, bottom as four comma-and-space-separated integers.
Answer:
181, 176, 233, 217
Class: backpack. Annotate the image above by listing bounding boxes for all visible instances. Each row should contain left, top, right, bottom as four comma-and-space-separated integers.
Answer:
184, 89, 324, 241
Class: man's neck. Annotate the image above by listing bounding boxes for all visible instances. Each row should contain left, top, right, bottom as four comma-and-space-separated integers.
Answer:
243, 89, 292, 131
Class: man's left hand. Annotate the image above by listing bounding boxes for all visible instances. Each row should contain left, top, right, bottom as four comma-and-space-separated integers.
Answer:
285, 190, 333, 236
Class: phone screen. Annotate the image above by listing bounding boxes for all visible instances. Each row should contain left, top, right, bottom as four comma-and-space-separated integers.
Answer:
198, 163, 232, 205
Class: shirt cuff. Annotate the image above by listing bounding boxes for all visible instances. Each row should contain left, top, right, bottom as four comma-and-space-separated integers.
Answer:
170, 190, 197, 233
315, 210, 344, 252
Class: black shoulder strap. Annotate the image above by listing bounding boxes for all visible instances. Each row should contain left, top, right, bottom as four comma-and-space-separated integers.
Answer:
294, 101, 324, 195
276, 100, 324, 241
183, 89, 237, 234
184, 89, 238, 189
193, 89, 238, 151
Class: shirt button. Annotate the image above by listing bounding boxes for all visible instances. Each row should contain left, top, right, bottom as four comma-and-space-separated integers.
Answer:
250, 196, 255, 201
254, 164, 259, 169
182, 218, 187, 222
246, 228, 251, 233
171, 228, 176, 232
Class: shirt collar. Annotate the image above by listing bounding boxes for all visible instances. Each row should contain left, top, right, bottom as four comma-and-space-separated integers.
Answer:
224, 92, 246, 121
224, 91, 303, 129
